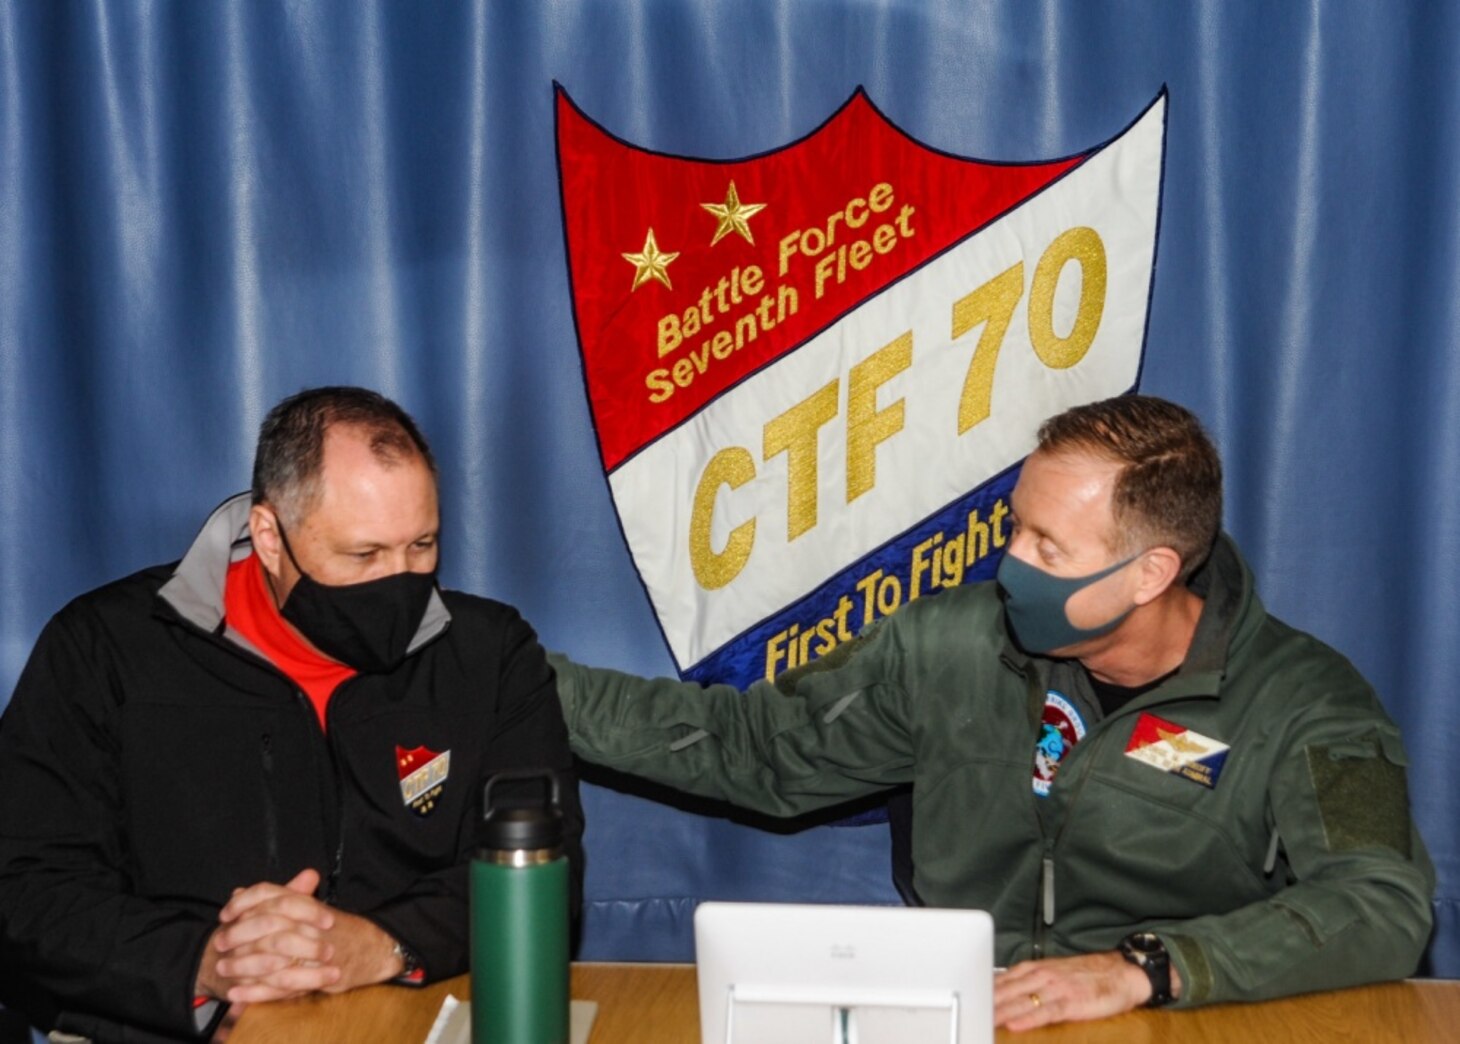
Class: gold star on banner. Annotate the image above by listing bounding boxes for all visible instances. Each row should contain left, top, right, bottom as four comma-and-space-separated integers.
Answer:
701, 181, 767, 246
622, 228, 680, 291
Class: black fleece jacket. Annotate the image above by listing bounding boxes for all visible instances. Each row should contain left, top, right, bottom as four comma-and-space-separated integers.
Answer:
0, 497, 583, 1043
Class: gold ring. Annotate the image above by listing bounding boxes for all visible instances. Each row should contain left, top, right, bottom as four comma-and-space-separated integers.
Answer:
1029, 992, 1042, 1008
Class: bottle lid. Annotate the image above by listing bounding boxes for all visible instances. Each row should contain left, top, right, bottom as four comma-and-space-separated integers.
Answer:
480, 769, 565, 853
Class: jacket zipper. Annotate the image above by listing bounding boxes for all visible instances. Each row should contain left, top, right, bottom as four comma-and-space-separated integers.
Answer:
1021, 665, 1052, 958
1032, 688, 1213, 955
292, 688, 346, 904
318, 684, 353, 905
1033, 726, 1110, 957
184, 617, 355, 903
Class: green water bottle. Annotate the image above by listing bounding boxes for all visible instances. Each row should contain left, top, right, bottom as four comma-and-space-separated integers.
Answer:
470, 770, 570, 1044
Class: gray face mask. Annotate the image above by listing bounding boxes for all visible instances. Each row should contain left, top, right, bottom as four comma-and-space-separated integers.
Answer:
996, 551, 1139, 654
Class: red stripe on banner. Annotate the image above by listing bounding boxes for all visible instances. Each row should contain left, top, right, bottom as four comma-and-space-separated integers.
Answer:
557, 88, 1082, 471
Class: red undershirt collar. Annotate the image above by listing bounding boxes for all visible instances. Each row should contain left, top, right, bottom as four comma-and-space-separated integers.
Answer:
223, 553, 357, 730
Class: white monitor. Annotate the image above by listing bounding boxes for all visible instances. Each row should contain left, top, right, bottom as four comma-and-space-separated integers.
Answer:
694, 902, 995, 1044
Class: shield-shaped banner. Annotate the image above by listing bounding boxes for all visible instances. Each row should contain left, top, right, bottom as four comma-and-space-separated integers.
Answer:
556, 86, 1165, 689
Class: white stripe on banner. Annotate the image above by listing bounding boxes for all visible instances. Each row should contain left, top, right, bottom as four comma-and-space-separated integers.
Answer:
611, 97, 1164, 670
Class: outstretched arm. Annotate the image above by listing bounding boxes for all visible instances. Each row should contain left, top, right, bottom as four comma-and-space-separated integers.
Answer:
551, 615, 916, 817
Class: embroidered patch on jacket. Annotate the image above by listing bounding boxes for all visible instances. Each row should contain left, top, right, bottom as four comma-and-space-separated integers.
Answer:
1124, 712, 1229, 789
397, 745, 450, 817
1032, 690, 1087, 797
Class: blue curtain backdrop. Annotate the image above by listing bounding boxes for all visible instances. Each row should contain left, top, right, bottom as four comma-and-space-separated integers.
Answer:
2, 0, 1457, 977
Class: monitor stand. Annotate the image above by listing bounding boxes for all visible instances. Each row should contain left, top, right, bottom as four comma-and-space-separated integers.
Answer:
725, 984, 961, 1044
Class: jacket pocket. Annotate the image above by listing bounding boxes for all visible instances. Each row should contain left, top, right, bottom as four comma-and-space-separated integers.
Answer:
261, 733, 281, 878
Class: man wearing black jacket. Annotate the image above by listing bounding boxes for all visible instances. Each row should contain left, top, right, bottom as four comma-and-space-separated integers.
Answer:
0, 387, 584, 1042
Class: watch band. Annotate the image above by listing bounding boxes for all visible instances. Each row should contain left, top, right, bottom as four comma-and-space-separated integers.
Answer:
1118, 931, 1174, 1007
391, 939, 427, 986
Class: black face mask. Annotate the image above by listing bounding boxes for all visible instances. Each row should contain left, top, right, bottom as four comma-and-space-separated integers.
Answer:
275, 523, 438, 674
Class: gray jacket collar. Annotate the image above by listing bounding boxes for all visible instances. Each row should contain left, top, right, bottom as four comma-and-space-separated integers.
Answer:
158, 492, 451, 656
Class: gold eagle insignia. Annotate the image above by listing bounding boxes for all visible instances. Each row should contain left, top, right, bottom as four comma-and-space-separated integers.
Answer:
1157, 727, 1208, 755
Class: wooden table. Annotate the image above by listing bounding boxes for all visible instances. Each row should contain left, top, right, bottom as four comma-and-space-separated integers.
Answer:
228, 964, 694, 1044
231, 963, 1460, 1043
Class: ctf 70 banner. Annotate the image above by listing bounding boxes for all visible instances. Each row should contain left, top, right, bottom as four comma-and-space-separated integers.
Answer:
556, 86, 1167, 689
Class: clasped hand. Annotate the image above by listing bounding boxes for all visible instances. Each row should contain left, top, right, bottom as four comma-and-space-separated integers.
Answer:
196, 868, 401, 1005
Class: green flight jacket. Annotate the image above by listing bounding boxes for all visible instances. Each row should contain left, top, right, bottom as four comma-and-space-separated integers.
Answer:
552, 536, 1434, 1006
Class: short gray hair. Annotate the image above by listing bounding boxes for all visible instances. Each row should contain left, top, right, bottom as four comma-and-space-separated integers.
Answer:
251, 386, 437, 527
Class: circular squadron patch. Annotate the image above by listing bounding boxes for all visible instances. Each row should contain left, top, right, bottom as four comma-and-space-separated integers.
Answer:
1032, 690, 1087, 797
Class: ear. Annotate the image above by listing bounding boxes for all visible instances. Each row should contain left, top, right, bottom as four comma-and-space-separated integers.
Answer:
249, 503, 285, 578
1131, 546, 1183, 606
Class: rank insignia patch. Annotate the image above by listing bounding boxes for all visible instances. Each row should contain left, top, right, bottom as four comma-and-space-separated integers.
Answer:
1124, 713, 1229, 789
397, 745, 450, 817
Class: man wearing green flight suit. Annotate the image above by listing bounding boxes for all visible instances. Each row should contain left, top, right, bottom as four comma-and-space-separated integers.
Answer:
552, 394, 1433, 1031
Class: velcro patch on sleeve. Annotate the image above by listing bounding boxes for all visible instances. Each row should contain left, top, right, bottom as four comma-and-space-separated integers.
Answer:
1305, 732, 1412, 858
